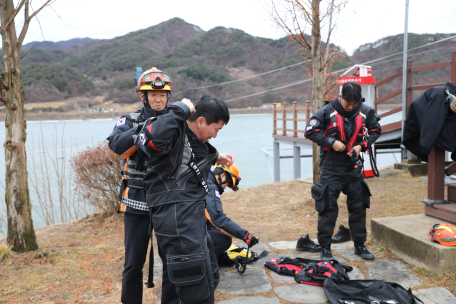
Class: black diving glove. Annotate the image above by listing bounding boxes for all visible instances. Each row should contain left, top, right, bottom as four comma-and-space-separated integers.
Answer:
243, 232, 259, 247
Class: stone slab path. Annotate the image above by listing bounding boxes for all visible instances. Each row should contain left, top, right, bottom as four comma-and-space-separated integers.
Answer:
149, 241, 455, 304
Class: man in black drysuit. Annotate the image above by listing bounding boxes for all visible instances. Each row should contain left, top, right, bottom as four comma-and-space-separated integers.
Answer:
205, 164, 259, 259
305, 82, 381, 261
135, 95, 233, 304
107, 67, 171, 304
403, 82, 456, 162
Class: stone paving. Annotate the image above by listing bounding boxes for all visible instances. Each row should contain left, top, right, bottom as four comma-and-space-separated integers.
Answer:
149, 241, 456, 304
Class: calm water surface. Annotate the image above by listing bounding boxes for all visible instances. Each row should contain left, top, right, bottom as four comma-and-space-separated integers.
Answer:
0, 112, 401, 234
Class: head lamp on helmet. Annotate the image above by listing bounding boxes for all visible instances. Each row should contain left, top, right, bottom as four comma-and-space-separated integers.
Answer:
215, 163, 241, 191
136, 67, 172, 92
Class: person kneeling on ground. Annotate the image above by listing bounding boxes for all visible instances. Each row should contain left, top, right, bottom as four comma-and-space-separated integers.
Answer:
205, 163, 259, 260
135, 95, 233, 304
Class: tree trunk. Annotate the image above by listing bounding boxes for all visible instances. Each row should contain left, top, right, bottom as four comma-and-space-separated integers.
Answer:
1, 0, 38, 252
311, 0, 324, 184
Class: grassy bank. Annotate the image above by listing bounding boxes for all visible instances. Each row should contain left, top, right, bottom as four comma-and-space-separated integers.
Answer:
1, 173, 455, 303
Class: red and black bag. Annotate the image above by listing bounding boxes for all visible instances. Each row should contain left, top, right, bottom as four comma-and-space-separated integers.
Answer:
295, 259, 352, 286
264, 257, 304, 276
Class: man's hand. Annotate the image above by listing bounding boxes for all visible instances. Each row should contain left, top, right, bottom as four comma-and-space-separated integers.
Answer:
181, 98, 195, 114
332, 140, 346, 152
217, 153, 234, 166
347, 145, 362, 158
243, 233, 259, 247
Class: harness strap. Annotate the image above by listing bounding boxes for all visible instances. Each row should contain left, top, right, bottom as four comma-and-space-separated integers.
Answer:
186, 141, 210, 194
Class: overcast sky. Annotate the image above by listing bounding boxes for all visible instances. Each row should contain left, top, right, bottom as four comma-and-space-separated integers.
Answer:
18, 0, 456, 55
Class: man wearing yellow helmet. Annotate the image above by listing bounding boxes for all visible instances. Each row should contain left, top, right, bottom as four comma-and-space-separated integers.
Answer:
107, 67, 172, 304
205, 163, 259, 260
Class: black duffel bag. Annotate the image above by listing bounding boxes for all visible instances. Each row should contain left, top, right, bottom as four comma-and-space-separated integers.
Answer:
324, 279, 424, 304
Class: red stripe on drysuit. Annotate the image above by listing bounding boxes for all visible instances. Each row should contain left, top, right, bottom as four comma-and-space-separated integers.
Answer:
336, 112, 346, 143
348, 114, 363, 151
370, 129, 381, 133
147, 123, 165, 151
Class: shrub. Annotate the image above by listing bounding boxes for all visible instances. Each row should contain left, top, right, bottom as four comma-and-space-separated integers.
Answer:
103, 91, 139, 104
71, 141, 122, 216
0, 244, 12, 261
109, 78, 136, 92
178, 64, 229, 83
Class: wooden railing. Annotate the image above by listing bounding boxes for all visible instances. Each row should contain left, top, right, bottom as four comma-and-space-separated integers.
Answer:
272, 101, 313, 137
272, 51, 456, 142
376, 52, 456, 129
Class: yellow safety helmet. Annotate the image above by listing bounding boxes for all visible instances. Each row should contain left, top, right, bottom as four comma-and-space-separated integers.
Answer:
136, 67, 172, 92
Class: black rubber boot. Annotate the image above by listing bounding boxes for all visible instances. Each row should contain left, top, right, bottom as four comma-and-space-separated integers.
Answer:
354, 244, 375, 260
320, 246, 334, 261
331, 224, 352, 243
296, 234, 322, 252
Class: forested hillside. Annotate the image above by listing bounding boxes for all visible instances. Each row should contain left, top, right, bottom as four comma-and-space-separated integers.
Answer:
14, 17, 456, 108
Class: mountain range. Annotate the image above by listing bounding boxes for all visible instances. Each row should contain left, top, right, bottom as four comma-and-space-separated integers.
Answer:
16, 17, 456, 108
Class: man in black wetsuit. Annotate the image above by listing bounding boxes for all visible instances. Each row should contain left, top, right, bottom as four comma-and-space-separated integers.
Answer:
304, 82, 381, 262
135, 95, 233, 304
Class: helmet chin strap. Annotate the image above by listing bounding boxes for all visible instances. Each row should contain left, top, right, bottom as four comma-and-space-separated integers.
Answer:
142, 91, 171, 110
142, 91, 151, 109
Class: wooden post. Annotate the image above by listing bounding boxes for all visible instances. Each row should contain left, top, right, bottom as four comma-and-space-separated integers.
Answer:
451, 51, 456, 86
406, 60, 413, 115
293, 101, 297, 137
282, 103, 287, 136
427, 147, 446, 201
305, 101, 310, 124
272, 103, 277, 134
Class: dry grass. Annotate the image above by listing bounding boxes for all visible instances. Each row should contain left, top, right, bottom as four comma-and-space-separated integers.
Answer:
221, 172, 427, 242
1, 173, 455, 303
0, 244, 11, 261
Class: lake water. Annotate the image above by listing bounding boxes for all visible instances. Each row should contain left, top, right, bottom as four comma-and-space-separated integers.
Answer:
0, 112, 402, 235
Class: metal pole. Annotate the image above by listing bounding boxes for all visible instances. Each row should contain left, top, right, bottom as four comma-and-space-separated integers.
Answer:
273, 141, 280, 183
293, 145, 301, 179
401, 0, 410, 159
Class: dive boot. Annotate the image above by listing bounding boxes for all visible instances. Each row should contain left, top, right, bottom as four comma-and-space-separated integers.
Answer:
331, 224, 352, 243
296, 234, 321, 253
354, 245, 375, 260
320, 247, 334, 261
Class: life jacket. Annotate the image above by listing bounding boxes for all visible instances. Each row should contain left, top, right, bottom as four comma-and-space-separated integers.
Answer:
264, 257, 305, 276
119, 111, 148, 212
295, 259, 352, 286
323, 103, 367, 152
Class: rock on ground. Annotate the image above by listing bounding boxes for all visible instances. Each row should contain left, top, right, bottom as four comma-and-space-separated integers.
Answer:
274, 284, 328, 304
366, 258, 422, 288
415, 287, 456, 304
218, 296, 280, 304
217, 269, 272, 295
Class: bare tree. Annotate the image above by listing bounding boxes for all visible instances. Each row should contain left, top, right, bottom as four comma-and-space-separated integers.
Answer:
270, 0, 347, 183
0, 0, 57, 252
